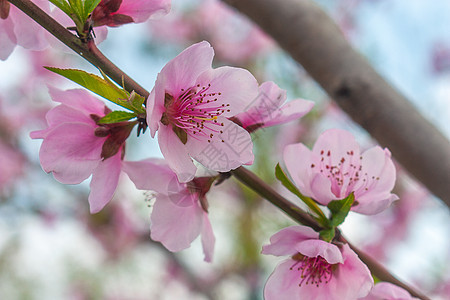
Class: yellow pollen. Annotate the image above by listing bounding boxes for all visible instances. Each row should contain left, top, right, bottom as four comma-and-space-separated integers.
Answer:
194, 116, 218, 121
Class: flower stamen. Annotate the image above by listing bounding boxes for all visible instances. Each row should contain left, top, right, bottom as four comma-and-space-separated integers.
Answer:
291, 253, 334, 288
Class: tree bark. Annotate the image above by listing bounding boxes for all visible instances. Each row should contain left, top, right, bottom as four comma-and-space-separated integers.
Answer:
222, 0, 450, 206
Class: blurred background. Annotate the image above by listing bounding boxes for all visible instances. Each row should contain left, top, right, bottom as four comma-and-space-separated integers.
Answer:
0, 0, 449, 299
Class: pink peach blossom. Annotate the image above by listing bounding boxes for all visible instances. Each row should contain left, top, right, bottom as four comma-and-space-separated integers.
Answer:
91, 0, 171, 27
360, 282, 418, 300
123, 159, 215, 262
147, 41, 259, 182
0, 141, 24, 190
363, 181, 426, 261
234, 81, 314, 132
262, 226, 373, 300
431, 42, 450, 74
195, 0, 274, 64
284, 129, 398, 214
147, 8, 196, 44
30, 87, 133, 213
0, 0, 49, 60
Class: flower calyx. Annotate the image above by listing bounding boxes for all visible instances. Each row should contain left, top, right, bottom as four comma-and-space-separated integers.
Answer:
91, 0, 134, 27
91, 113, 136, 160
0, 0, 10, 20
186, 176, 217, 212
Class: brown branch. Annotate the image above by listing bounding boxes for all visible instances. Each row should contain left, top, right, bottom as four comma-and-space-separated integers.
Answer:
222, 0, 450, 206
7, 0, 150, 98
231, 167, 321, 231
232, 166, 430, 300
341, 238, 430, 300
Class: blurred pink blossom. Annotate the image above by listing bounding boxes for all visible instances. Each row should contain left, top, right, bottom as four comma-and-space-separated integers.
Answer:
0, 141, 24, 190
147, 0, 274, 64
431, 42, 450, 74
234, 81, 314, 132
147, 41, 258, 182
363, 181, 426, 261
147, 8, 196, 43
361, 282, 418, 300
284, 128, 398, 214
262, 226, 373, 300
195, 0, 274, 64
30, 87, 134, 213
123, 158, 215, 262
86, 201, 143, 259
0, 0, 49, 60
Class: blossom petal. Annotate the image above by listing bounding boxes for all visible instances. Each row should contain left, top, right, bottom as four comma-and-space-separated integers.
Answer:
146, 87, 163, 137
283, 143, 316, 197
159, 41, 214, 96
122, 159, 183, 194
264, 259, 304, 300
262, 226, 319, 257
234, 81, 286, 127
148, 42, 215, 137
329, 244, 373, 299
0, 17, 17, 60
37, 123, 104, 184
48, 87, 106, 117
263, 99, 314, 127
235, 81, 314, 129
150, 193, 203, 252
88, 152, 122, 213
45, 104, 95, 127
187, 118, 254, 172
201, 213, 215, 262
310, 172, 335, 205
361, 282, 416, 300
158, 124, 197, 182
10, 0, 49, 51
312, 128, 361, 167
196, 66, 259, 117
117, 0, 171, 23
235, 81, 286, 128
353, 147, 398, 214
295, 239, 343, 264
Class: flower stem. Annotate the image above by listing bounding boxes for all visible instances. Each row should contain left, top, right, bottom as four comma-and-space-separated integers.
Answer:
232, 167, 321, 231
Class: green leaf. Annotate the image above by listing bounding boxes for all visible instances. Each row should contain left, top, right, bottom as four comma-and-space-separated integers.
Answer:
275, 163, 303, 199
98, 70, 146, 114
50, 0, 96, 33
68, 0, 83, 18
327, 192, 355, 227
130, 92, 147, 112
84, 0, 102, 15
275, 163, 328, 226
48, 0, 73, 16
45, 67, 138, 112
98, 111, 137, 124
319, 228, 335, 242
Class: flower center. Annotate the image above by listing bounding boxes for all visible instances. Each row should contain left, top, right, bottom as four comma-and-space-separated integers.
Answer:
162, 84, 230, 144
290, 253, 334, 287
310, 149, 380, 198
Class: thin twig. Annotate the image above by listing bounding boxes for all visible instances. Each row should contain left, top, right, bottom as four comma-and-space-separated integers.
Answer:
231, 167, 321, 231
